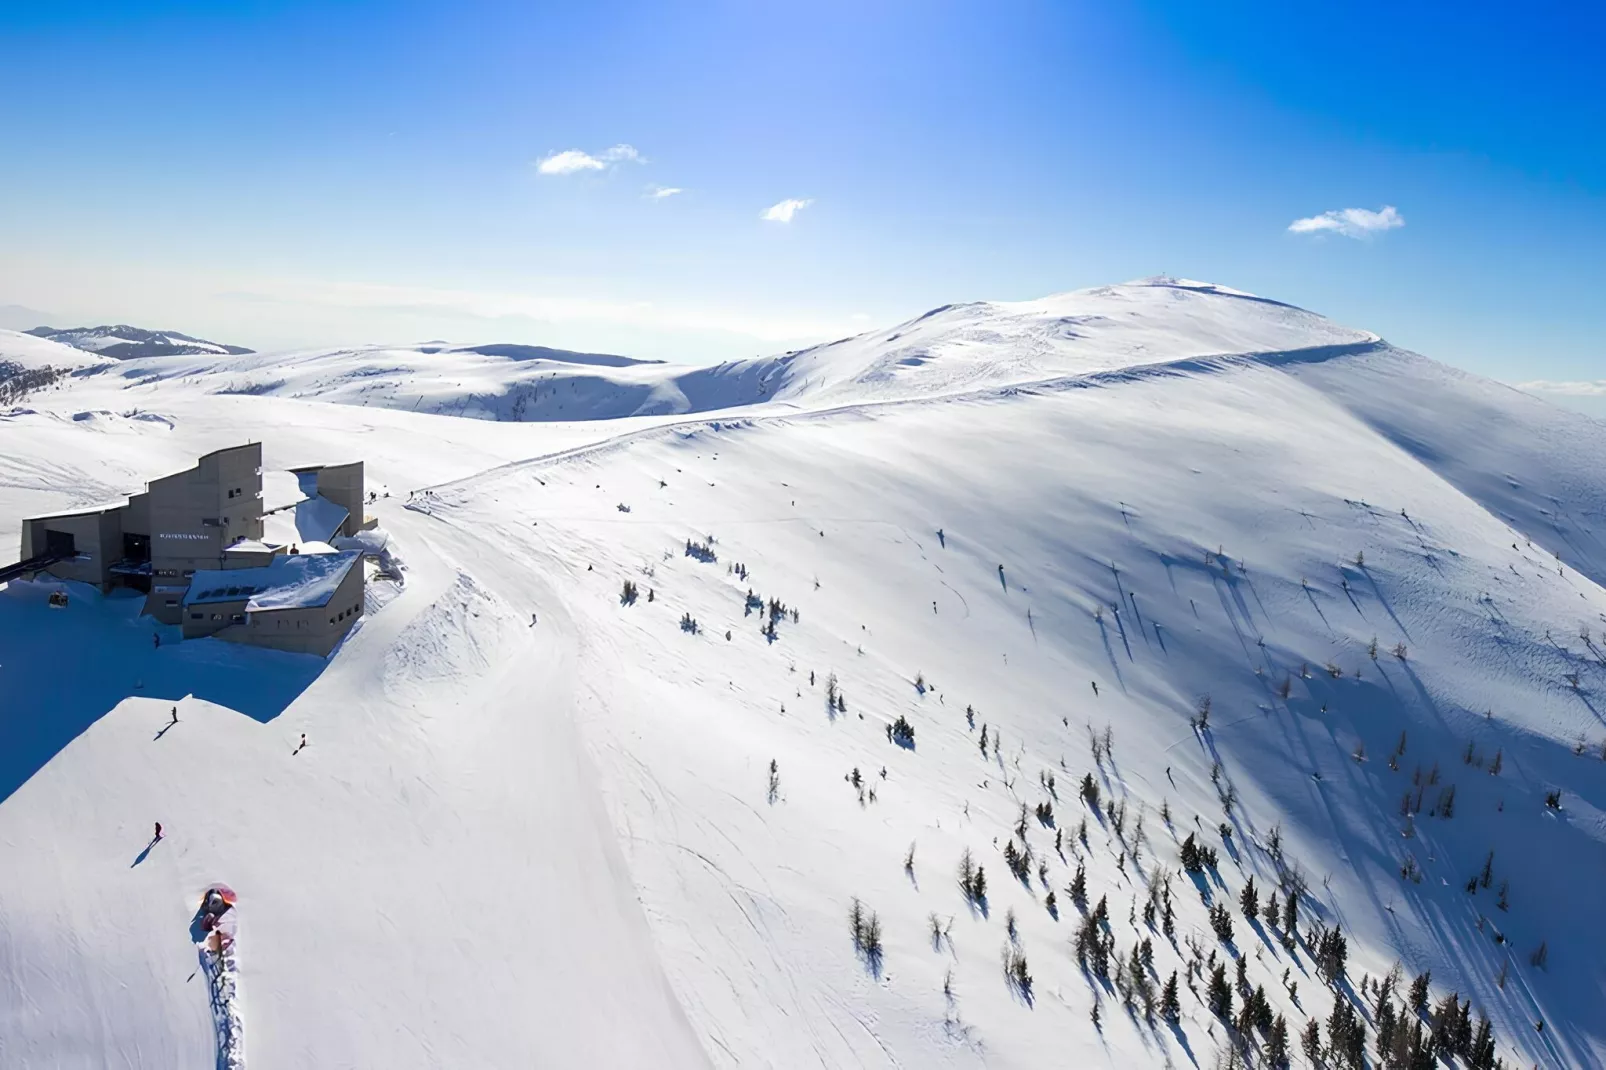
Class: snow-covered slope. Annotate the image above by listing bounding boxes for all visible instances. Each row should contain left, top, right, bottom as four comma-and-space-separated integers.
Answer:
74, 279, 1380, 423
1, 282, 1602, 1069
26, 324, 254, 359
0, 327, 118, 373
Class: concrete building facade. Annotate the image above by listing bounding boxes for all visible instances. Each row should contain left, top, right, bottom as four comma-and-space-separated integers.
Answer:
181, 550, 365, 657
145, 443, 267, 622
14, 443, 367, 654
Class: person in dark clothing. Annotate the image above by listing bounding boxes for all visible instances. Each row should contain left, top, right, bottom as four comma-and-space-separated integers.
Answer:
153, 822, 163, 840
170, 707, 179, 726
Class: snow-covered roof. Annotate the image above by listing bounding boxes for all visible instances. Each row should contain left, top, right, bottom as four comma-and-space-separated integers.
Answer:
183, 551, 360, 611
261, 494, 349, 547
23, 499, 128, 521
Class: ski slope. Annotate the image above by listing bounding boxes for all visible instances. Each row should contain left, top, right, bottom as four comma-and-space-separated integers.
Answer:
1, 279, 1602, 1068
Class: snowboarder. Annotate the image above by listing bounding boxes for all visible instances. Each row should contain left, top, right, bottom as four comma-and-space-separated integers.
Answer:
293, 733, 307, 755
153, 822, 163, 841
1091, 680, 1099, 696
933, 600, 938, 614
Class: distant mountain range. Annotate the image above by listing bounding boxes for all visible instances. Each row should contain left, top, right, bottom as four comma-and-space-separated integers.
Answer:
25, 324, 254, 359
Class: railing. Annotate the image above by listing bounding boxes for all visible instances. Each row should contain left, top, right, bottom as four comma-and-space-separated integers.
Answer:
0, 550, 70, 584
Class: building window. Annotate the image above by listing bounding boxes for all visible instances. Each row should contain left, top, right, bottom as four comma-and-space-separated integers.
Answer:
182, 569, 195, 578
212, 613, 223, 621
166, 599, 178, 607
190, 613, 204, 620
231, 614, 245, 623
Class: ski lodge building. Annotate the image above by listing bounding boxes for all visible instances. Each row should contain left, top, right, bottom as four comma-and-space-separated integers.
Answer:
13, 443, 373, 656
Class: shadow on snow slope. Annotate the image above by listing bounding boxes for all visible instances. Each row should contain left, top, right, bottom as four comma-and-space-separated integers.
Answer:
1288, 345, 1606, 591
0, 579, 322, 804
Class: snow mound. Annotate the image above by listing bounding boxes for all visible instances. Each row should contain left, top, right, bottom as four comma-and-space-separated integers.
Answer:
68, 408, 175, 432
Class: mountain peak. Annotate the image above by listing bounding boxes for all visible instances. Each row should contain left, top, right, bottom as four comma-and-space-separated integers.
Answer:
26, 324, 253, 359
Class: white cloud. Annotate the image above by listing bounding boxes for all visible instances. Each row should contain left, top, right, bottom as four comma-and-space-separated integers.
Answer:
1288, 205, 1404, 239
536, 144, 644, 176
537, 150, 606, 175
646, 185, 683, 200
762, 198, 813, 223
1519, 380, 1606, 397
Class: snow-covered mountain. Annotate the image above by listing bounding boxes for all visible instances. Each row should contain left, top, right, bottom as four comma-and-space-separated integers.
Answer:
26, 323, 255, 359
70, 278, 1380, 423
2, 279, 1602, 1069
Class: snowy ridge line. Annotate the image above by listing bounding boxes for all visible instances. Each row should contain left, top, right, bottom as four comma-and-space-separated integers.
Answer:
408, 337, 1391, 502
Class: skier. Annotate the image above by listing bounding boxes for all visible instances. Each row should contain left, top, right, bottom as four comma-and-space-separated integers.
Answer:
169, 706, 179, 726
1091, 680, 1099, 696
153, 822, 163, 841
152, 633, 160, 650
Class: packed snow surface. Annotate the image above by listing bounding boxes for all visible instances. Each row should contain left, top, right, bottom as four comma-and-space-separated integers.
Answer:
1, 279, 1603, 1069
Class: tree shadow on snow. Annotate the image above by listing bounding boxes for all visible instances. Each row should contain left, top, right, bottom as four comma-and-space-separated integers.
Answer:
0, 581, 325, 804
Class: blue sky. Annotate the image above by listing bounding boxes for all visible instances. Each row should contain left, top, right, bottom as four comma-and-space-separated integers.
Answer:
0, 0, 1601, 404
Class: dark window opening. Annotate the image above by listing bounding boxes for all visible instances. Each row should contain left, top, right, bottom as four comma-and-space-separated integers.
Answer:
122, 532, 150, 563
42, 529, 77, 557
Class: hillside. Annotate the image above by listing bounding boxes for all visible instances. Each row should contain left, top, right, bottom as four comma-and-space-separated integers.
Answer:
2, 282, 1603, 1069
69, 278, 1380, 423
26, 324, 255, 359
